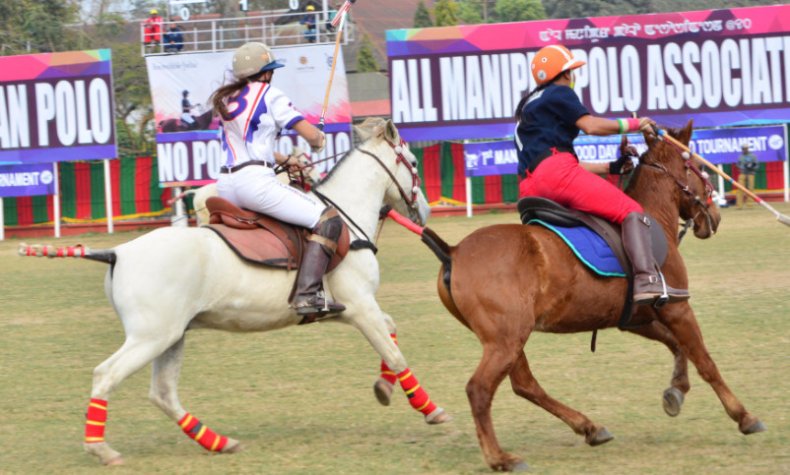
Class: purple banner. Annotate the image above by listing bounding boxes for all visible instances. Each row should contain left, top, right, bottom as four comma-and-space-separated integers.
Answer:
0, 50, 117, 164
156, 123, 353, 186
0, 162, 55, 197
464, 140, 518, 177
387, 5, 790, 141
465, 125, 787, 176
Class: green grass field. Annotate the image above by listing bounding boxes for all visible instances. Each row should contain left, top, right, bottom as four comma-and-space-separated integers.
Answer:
1, 204, 788, 474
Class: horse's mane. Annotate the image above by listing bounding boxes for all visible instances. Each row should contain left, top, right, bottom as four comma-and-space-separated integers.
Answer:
315, 118, 387, 186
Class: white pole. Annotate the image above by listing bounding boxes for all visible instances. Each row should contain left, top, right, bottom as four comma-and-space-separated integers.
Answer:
53, 162, 61, 238
104, 159, 114, 234
172, 186, 187, 227
784, 124, 789, 203
465, 176, 473, 218
717, 164, 726, 203
0, 197, 4, 241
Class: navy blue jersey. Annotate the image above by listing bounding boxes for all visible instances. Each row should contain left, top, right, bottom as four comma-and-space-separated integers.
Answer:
514, 84, 589, 176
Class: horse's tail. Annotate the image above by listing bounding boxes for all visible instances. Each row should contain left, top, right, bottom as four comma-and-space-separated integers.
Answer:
18, 243, 117, 265
421, 227, 452, 267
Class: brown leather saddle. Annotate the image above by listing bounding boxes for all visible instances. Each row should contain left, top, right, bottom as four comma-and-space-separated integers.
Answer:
517, 197, 668, 330
204, 196, 350, 271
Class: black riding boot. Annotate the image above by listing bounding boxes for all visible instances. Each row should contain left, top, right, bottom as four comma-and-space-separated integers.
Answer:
292, 208, 345, 317
621, 212, 690, 306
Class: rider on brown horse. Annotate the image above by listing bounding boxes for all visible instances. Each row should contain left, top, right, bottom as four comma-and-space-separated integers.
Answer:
514, 44, 688, 305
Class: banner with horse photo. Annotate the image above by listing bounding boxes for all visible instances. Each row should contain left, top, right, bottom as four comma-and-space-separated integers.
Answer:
0, 49, 116, 164
145, 44, 352, 187
387, 4, 790, 141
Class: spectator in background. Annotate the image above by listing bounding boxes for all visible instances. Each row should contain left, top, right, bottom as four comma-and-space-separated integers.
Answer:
736, 143, 759, 209
300, 4, 317, 43
143, 9, 163, 47
164, 24, 184, 53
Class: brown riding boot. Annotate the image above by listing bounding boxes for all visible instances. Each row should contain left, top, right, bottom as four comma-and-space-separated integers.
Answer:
622, 213, 690, 306
292, 207, 345, 317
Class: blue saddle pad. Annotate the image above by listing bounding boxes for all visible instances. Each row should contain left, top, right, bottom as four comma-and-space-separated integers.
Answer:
529, 219, 625, 277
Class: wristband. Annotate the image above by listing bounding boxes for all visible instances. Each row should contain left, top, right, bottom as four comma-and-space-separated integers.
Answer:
617, 119, 627, 134
627, 118, 641, 132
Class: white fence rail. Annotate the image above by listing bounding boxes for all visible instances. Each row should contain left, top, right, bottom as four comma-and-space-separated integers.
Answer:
141, 10, 354, 56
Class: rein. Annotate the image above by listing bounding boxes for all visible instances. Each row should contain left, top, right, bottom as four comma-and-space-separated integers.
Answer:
642, 155, 716, 237
311, 138, 421, 248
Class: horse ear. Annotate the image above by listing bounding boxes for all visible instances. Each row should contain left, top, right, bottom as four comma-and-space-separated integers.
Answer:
383, 119, 400, 144
678, 119, 694, 146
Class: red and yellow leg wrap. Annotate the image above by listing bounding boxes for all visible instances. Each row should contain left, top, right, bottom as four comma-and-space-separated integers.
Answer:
397, 368, 437, 416
178, 413, 228, 452
379, 333, 398, 385
84, 398, 108, 444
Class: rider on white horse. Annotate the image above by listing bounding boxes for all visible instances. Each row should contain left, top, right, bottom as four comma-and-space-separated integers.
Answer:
210, 41, 344, 317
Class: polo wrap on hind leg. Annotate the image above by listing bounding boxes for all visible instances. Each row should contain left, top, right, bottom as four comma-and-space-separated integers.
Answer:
178, 413, 228, 452
84, 398, 108, 443
292, 207, 346, 317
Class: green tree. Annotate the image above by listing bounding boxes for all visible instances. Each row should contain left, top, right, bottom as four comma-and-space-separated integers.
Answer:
457, 0, 483, 24
413, 0, 434, 28
433, 0, 460, 27
0, 0, 79, 54
356, 34, 380, 72
493, 0, 545, 23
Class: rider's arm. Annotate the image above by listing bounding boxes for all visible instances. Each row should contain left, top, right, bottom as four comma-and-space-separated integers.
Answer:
577, 115, 656, 136
579, 161, 610, 174
292, 120, 325, 153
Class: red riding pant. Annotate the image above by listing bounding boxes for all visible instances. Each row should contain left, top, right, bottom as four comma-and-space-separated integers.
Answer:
519, 152, 642, 224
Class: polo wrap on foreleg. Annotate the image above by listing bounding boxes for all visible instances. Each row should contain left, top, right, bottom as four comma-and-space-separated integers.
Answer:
379, 333, 399, 385
397, 368, 438, 416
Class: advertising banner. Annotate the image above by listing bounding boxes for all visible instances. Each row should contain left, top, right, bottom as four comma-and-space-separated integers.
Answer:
0, 50, 116, 164
0, 163, 55, 198
387, 5, 790, 141
146, 45, 353, 186
464, 125, 787, 176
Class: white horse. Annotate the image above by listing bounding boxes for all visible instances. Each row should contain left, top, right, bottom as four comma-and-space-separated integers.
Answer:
25, 119, 450, 465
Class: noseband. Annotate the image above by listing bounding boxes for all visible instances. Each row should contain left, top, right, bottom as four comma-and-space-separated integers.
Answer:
643, 149, 716, 233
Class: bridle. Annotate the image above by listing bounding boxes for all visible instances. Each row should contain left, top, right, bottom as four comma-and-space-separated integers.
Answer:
356, 137, 422, 211
642, 144, 717, 235
310, 136, 423, 245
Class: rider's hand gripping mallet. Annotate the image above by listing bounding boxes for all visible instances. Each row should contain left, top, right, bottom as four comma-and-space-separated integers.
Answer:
658, 129, 790, 227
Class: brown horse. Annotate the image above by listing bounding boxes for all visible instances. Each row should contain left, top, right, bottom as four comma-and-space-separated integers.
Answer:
423, 122, 765, 472
158, 109, 214, 132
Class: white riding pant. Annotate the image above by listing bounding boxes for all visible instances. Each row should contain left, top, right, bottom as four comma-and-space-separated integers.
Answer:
181, 113, 195, 124
216, 164, 323, 229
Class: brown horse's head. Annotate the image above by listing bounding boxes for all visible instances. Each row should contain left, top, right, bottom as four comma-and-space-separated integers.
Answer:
639, 120, 721, 238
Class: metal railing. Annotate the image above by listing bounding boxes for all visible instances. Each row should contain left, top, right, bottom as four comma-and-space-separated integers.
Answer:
140, 10, 354, 56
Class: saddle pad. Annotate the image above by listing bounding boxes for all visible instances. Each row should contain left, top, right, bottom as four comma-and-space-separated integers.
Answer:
206, 224, 296, 269
529, 219, 625, 277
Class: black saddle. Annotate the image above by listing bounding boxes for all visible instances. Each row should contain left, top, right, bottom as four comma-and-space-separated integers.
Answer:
517, 197, 668, 329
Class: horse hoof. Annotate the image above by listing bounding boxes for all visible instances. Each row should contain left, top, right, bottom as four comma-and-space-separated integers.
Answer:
373, 378, 393, 406
586, 427, 614, 446
662, 387, 685, 417
105, 456, 124, 466
425, 407, 452, 425
511, 461, 530, 472
222, 438, 243, 454
741, 419, 767, 435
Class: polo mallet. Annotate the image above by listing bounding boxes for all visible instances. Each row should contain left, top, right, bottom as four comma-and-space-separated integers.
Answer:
318, 0, 356, 131
658, 129, 790, 227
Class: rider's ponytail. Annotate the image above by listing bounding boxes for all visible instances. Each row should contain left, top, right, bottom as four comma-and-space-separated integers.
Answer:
513, 73, 564, 120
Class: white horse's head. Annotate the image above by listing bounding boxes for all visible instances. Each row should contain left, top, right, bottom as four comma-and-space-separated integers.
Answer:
354, 118, 431, 226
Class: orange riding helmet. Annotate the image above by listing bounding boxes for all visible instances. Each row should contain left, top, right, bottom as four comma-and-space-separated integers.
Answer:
531, 45, 586, 85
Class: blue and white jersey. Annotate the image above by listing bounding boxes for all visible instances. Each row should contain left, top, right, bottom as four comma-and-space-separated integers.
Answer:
219, 81, 304, 167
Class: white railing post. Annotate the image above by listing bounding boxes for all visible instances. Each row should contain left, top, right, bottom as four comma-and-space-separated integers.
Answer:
211, 20, 217, 51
